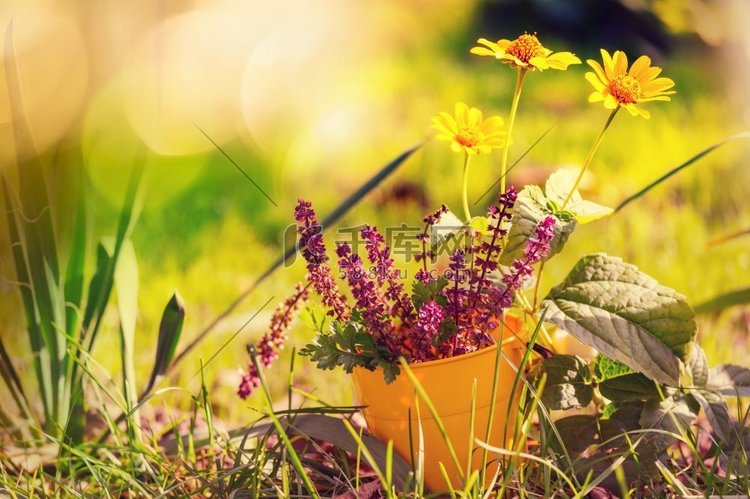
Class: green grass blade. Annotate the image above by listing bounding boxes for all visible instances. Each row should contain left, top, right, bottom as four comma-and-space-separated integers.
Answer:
5, 25, 65, 434
694, 287, 750, 314
0, 335, 32, 421
81, 243, 111, 331
114, 239, 141, 442
64, 192, 87, 338
4, 21, 59, 281
1, 178, 42, 422
251, 352, 319, 498
616, 131, 750, 212
82, 162, 143, 353
61, 187, 87, 443
143, 292, 185, 395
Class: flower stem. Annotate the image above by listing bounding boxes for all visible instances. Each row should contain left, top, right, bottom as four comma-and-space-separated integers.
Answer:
462, 152, 473, 222
499, 68, 527, 196
561, 107, 620, 210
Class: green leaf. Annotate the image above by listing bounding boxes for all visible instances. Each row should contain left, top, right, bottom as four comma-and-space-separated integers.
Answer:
533, 354, 593, 410
545, 169, 613, 224
542, 254, 697, 387
594, 355, 634, 381
686, 344, 708, 387
114, 240, 140, 439
411, 276, 448, 311
82, 243, 112, 331
499, 185, 576, 265
299, 319, 400, 383
601, 402, 618, 419
64, 192, 87, 338
706, 364, 750, 397
144, 292, 185, 394
639, 397, 696, 452
689, 390, 735, 445
599, 373, 660, 403
551, 406, 659, 489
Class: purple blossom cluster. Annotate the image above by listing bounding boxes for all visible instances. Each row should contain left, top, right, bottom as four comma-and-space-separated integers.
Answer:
239, 194, 558, 396
238, 283, 310, 399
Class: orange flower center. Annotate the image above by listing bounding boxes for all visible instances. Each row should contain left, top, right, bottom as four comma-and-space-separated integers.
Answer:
455, 128, 479, 148
506, 33, 545, 63
608, 75, 641, 104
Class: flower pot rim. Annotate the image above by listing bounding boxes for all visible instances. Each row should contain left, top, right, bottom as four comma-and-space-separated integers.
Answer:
402, 335, 521, 371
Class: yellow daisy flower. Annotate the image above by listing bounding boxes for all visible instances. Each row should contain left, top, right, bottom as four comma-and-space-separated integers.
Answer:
586, 49, 676, 119
470, 32, 581, 71
432, 102, 506, 155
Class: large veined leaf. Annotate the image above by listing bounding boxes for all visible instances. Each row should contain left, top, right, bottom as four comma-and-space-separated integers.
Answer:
499, 185, 576, 265
639, 397, 695, 452
532, 354, 593, 410
706, 364, 750, 397
545, 169, 613, 224
542, 254, 697, 386
686, 344, 709, 386
598, 373, 660, 403
689, 390, 735, 445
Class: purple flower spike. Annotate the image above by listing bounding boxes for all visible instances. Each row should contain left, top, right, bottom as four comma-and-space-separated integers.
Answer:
238, 282, 310, 399
411, 300, 444, 361
294, 199, 350, 321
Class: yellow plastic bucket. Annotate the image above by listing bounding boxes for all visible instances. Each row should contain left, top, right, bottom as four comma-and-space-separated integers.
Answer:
351, 315, 525, 492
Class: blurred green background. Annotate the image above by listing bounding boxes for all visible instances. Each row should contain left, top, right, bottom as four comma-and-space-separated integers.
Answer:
1, 0, 749, 426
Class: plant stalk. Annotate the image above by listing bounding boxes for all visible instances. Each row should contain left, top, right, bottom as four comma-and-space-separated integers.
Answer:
461, 152, 473, 222
499, 68, 527, 196
561, 107, 620, 210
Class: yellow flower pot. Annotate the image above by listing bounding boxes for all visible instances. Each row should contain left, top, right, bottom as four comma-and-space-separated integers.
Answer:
351, 316, 525, 492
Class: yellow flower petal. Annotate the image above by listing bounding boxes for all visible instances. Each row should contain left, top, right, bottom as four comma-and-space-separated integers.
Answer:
546, 51, 582, 70
642, 77, 675, 95
529, 55, 549, 70
470, 47, 497, 57
586, 59, 608, 85
628, 55, 651, 79
588, 92, 604, 103
638, 95, 672, 103
585, 72, 605, 92
603, 94, 619, 109
496, 39, 512, 50
467, 106, 483, 127
638, 65, 662, 84
600, 49, 616, 80
612, 50, 628, 76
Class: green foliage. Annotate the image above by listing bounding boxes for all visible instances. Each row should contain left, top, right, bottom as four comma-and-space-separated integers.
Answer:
594, 354, 634, 380
531, 354, 593, 410
544, 169, 613, 223
542, 253, 697, 386
299, 313, 400, 383
411, 277, 449, 310
499, 185, 576, 265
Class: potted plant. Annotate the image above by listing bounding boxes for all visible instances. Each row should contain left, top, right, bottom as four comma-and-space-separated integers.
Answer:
236, 32, 750, 495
